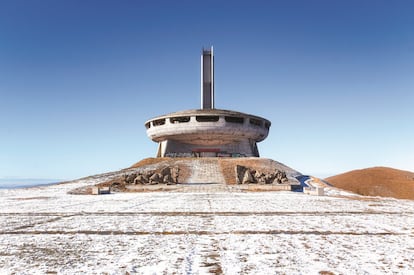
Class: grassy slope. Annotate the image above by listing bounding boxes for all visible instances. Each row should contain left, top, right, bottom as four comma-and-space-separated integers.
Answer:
326, 167, 414, 200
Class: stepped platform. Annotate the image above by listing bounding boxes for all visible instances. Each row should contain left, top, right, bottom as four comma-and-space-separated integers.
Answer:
68, 157, 306, 194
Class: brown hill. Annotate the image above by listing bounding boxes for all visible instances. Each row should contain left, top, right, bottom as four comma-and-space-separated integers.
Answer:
326, 167, 414, 200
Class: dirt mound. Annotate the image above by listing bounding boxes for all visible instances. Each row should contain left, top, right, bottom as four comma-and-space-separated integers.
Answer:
325, 167, 414, 200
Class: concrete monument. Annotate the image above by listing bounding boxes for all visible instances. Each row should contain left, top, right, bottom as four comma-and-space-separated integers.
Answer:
145, 47, 271, 158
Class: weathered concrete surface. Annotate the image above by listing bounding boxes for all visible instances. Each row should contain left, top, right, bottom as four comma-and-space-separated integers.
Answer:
187, 158, 225, 184
1, 182, 414, 274
145, 109, 270, 157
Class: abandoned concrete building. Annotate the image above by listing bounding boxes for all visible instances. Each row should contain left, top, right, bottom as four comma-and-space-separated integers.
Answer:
145, 47, 271, 158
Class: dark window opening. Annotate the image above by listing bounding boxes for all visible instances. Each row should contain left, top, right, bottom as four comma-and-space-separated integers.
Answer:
145, 122, 151, 129
170, 116, 190, 123
196, 115, 219, 122
225, 116, 244, 124
249, 118, 262, 127
152, 118, 166, 126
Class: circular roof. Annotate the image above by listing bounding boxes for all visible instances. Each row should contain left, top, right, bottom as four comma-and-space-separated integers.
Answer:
145, 109, 270, 124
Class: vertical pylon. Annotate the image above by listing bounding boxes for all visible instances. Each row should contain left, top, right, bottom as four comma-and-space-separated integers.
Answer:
201, 46, 214, 109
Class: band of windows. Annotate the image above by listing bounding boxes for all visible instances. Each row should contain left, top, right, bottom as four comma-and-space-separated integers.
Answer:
146, 115, 270, 129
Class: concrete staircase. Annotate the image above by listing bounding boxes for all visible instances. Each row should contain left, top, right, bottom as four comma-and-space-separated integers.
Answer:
187, 159, 225, 184
178, 183, 237, 193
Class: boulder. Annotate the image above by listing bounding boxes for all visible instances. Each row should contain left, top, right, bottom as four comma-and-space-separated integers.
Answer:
160, 167, 171, 177
235, 165, 247, 184
163, 174, 173, 184
149, 173, 160, 184
272, 170, 288, 184
242, 169, 254, 184
125, 173, 137, 184
171, 166, 180, 183
141, 173, 150, 184
265, 173, 276, 184
254, 171, 262, 179
133, 175, 145, 185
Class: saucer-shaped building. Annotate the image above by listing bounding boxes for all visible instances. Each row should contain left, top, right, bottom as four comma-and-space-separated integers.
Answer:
145, 47, 271, 158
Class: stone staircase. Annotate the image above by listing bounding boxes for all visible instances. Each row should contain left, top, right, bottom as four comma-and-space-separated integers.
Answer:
177, 183, 238, 193
187, 159, 226, 184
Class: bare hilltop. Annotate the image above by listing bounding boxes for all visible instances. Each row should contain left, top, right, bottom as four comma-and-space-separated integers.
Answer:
326, 167, 414, 200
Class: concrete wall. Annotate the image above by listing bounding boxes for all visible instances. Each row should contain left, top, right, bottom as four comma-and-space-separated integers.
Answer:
145, 109, 271, 158
157, 139, 259, 158
146, 111, 269, 145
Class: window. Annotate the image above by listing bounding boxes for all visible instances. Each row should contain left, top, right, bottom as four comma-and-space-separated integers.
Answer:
196, 115, 219, 122
170, 116, 190, 123
152, 118, 166, 126
225, 116, 244, 124
249, 118, 262, 127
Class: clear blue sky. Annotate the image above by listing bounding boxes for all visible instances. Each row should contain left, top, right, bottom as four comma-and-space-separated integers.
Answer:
1, 0, 413, 180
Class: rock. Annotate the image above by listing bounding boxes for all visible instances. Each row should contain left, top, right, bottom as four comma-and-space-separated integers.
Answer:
149, 173, 160, 184
160, 167, 171, 177
125, 173, 137, 184
242, 169, 254, 184
254, 171, 262, 179
110, 182, 121, 192
265, 173, 276, 184
272, 170, 288, 184
141, 173, 150, 184
253, 170, 268, 184
126, 167, 181, 185
134, 175, 145, 185
171, 166, 180, 183
273, 177, 282, 184
236, 165, 289, 185
257, 176, 266, 184
235, 165, 247, 184
165, 174, 176, 185
163, 174, 173, 184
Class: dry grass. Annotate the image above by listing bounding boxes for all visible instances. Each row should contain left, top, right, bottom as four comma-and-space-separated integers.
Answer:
326, 167, 414, 200
129, 157, 168, 168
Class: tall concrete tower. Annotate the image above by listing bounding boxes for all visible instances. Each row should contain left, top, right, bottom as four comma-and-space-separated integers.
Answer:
145, 47, 271, 158
201, 47, 214, 109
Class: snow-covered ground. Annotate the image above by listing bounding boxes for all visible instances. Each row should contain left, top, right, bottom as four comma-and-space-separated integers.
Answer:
1, 179, 414, 274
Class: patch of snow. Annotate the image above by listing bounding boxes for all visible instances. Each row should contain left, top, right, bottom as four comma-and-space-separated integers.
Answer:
1, 181, 414, 274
